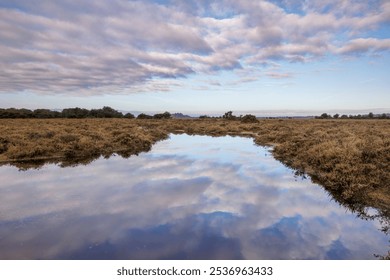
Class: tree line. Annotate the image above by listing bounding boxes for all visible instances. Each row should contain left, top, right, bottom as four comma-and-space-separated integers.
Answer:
0, 107, 172, 119
200, 111, 258, 123
316, 112, 389, 119
2, 107, 387, 120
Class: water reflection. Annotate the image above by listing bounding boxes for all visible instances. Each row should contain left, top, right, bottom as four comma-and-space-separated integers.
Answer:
0, 134, 388, 259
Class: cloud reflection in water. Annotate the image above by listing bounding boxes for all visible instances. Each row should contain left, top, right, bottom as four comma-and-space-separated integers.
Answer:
0, 134, 387, 259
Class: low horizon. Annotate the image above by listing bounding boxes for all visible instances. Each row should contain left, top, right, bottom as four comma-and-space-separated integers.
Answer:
1, 105, 390, 118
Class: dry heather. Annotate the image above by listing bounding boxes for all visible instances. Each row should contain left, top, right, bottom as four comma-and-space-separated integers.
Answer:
0, 118, 389, 220
0, 119, 168, 166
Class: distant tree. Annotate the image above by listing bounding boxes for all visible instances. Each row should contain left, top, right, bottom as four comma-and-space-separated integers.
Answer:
241, 114, 258, 123
18, 108, 34, 118
33, 109, 59, 118
333, 113, 339, 119
340, 114, 348, 119
89, 106, 123, 118
137, 113, 153, 119
124, 112, 135, 119
62, 107, 89, 118
0, 106, 140, 119
1, 108, 19, 118
153, 111, 171, 119
101, 106, 123, 118
0, 108, 10, 118
320, 113, 330, 119
222, 111, 237, 120
89, 109, 103, 118
368, 112, 374, 119
162, 111, 171, 119
0, 108, 35, 118
223, 111, 233, 119
199, 115, 209, 119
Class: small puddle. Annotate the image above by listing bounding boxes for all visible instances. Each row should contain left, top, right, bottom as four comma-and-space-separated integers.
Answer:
0, 134, 388, 259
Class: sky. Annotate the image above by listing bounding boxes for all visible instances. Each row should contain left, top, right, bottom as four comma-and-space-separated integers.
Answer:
0, 0, 389, 116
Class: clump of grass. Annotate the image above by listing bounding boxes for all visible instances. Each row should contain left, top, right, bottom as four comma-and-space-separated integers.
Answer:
27, 131, 55, 140
0, 137, 9, 154
59, 134, 79, 143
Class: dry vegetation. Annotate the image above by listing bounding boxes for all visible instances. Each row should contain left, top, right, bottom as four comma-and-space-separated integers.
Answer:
1, 118, 389, 228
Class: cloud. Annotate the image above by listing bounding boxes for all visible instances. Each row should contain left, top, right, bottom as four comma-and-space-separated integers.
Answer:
336, 38, 390, 55
0, 0, 389, 95
266, 72, 294, 79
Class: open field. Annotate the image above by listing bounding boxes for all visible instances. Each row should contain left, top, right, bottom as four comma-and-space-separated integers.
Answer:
1, 118, 389, 233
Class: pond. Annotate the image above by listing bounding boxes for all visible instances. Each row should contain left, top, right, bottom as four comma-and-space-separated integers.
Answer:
0, 134, 388, 259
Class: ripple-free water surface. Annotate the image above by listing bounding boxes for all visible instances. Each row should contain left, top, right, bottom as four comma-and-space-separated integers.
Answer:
0, 134, 388, 259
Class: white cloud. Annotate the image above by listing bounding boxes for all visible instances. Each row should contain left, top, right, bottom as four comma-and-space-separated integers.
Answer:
266, 71, 294, 79
0, 0, 389, 95
336, 38, 390, 55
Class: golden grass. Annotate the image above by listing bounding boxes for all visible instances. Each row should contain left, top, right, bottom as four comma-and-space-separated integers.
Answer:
0, 118, 389, 223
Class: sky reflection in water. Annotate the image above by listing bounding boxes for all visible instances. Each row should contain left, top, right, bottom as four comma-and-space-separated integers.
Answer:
0, 134, 388, 259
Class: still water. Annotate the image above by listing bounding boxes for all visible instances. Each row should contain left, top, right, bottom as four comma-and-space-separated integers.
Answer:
0, 134, 388, 259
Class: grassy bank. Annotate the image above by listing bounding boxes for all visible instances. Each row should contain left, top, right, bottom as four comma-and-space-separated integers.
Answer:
1, 118, 389, 225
